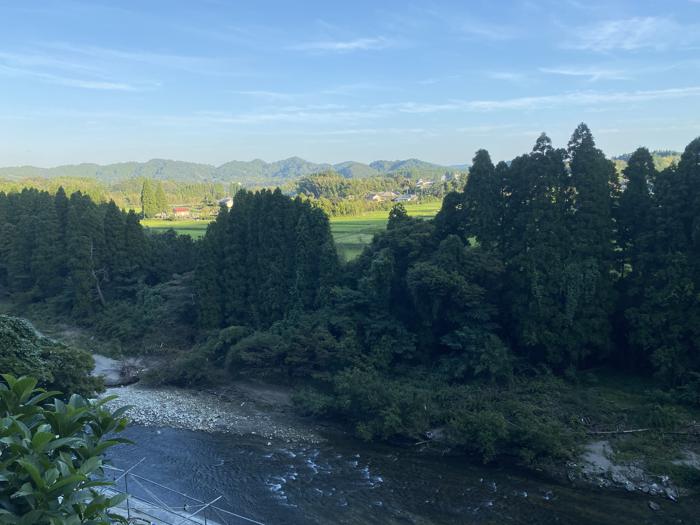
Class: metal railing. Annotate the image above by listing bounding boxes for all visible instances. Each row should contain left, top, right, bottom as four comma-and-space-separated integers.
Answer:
104, 461, 265, 525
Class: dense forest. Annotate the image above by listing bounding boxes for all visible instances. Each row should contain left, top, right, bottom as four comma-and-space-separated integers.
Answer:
0, 188, 196, 351
1, 124, 698, 466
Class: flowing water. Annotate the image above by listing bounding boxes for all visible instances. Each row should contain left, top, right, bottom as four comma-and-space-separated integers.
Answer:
107, 425, 698, 525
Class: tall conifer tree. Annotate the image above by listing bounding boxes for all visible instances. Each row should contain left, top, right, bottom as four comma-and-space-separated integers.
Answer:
566, 123, 617, 364
140, 179, 157, 218
463, 149, 502, 249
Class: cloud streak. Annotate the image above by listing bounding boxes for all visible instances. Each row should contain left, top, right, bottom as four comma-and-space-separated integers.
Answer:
48, 42, 228, 75
539, 67, 629, 81
290, 37, 394, 52
567, 16, 697, 52
0, 63, 139, 91
9, 86, 700, 127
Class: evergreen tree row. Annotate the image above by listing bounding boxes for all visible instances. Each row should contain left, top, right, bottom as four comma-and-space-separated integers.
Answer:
140, 179, 169, 218
436, 123, 700, 383
195, 189, 339, 329
0, 188, 193, 319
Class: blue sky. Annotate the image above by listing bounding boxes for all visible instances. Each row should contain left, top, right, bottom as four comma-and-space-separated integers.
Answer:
1, 0, 699, 167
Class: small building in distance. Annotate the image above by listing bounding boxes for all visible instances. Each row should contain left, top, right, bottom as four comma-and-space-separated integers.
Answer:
441, 172, 459, 182
416, 178, 434, 190
218, 196, 234, 208
172, 206, 190, 218
366, 191, 398, 202
393, 194, 417, 203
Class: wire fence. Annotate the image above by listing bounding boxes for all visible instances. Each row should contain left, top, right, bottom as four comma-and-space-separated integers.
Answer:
104, 462, 265, 525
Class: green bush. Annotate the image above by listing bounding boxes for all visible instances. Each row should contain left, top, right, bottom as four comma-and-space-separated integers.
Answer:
0, 374, 130, 524
447, 410, 508, 462
206, 325, 253, 363
644, 403, 682, 430
0, 315, 102, 396
225, 332, 286, 374
142, 347, 217, 388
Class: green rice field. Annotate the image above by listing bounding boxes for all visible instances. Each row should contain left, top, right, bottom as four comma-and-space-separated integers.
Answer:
329, 201, 441, 260
141, 219, 210, 239
141, 200, 442, 260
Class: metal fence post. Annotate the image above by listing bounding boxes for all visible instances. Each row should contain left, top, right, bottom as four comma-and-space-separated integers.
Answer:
124, 473, 131, 519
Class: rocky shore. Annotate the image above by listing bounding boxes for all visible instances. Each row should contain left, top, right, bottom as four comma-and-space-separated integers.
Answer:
102, 382, 323, 444
567, 440, 682, 502
94, 353, 698, 506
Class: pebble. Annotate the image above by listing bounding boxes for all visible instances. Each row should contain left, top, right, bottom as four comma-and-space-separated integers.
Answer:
101, 384, 322, 444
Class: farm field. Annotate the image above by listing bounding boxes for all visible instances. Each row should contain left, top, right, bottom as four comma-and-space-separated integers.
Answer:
141, 218, 210, 239
141, 200, 442, 260
330, 200, 442, 260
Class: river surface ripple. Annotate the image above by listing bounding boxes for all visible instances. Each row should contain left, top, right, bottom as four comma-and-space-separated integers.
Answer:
106, 425, 697, 525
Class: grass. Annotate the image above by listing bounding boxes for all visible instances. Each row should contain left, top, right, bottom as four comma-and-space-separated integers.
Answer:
141, 200, 443, 260
141, 219, 210, 239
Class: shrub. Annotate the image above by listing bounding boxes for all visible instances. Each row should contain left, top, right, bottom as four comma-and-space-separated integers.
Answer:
447, 410, 508, 462
143, 347, 217, 388
0, 374, 130, 524
0, 315, 102, 396
225, 332, 285, 374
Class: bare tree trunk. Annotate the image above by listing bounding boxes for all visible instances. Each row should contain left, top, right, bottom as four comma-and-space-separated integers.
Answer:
90, 239, 107, 307
588, 428, 648, 435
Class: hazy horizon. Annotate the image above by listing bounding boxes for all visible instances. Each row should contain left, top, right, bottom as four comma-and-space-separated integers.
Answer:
1, 0, 699, 167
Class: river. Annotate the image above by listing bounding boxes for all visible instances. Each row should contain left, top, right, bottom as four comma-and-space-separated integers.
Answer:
106, 425, 697, 525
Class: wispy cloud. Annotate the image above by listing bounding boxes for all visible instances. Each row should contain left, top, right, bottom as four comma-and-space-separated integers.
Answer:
0, 63, 139, 91
567, 17, 696, 52
0, 50, 100, 75
232, 83, 388, 102
198, 86, 700, 125
49, 42, 227, 75
539, 66, 629, 81
320, 82, 390, 95
12, 86, 700, 128
486, 71, 529, 84
298, 127, 427, 136
233, 90, 298, 101
469, 86, 700, 110
382, 86, 700, 113
456, 123, 527, 135
408, 7, 518, 42
0, 49, 140, 90
290, 37, 394, 52
458, 22, 516, 41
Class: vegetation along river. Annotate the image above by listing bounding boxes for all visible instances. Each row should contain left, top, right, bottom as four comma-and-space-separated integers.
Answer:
107, 424, 698, 525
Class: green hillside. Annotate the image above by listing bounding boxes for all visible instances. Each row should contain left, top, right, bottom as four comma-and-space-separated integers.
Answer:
0, 156, 459, 186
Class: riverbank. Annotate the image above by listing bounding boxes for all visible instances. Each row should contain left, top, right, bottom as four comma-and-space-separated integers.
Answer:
99, 368, 699, 507
103, 381, 323, 444
5, 301, 697, 506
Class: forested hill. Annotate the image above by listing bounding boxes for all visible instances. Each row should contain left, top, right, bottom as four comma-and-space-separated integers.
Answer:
613, 150, 681, 172
0, 157, 453, 185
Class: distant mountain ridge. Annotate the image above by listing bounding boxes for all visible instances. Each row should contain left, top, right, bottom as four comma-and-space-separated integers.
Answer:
0, 157, 460, 186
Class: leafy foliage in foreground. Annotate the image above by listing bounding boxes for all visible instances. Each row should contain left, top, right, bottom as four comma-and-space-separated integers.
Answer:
0, 374, 130, 524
